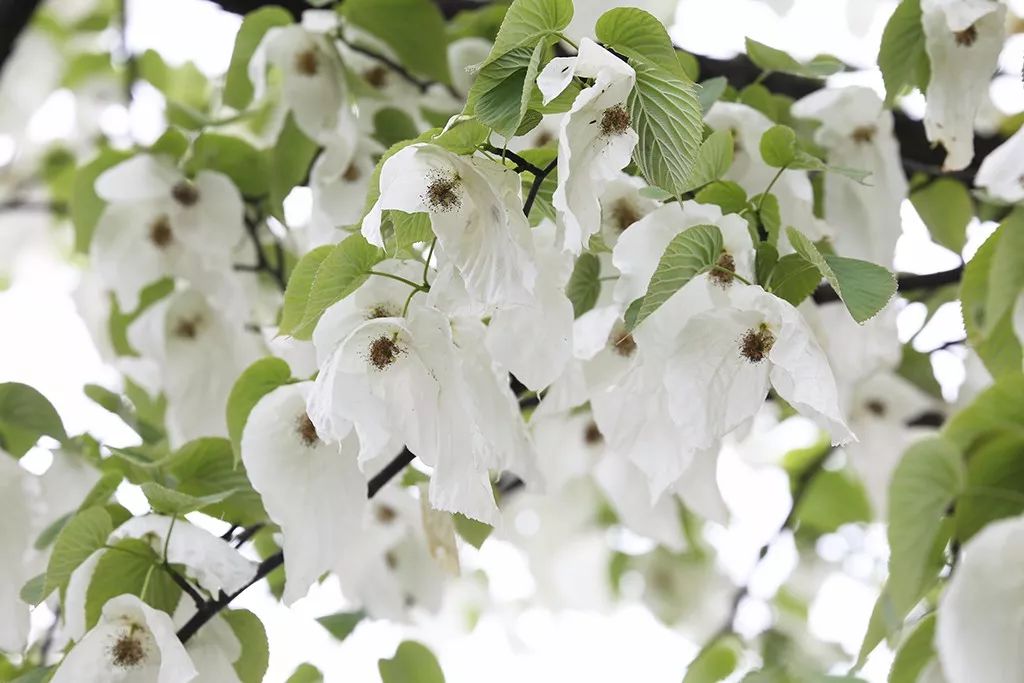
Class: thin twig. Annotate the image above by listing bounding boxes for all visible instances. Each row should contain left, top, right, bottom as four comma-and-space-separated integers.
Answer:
236, 214, 287, 291
523, 158, 557, 217
338, 34, 460, 99
232, 524, 265, 548
163, 562, 206, 609
482, 144, 546, 176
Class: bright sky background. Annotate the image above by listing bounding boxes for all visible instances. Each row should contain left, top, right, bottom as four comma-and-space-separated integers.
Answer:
1, 0, 1019, 680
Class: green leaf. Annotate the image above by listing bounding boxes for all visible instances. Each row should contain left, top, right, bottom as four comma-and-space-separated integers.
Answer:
286, 664, 324, 683
760, 124, 803, 169
985, 208, 1024, 336
78, 472, 124, 511
316, 610, 365, 642
268, 114, 320, 220
186, 133, 270, 197
897, 345, 942, 399
373, 108, 421, 148
149, 127, 190, 162
19, 573, 47, 607
278, 234, 385, 340
955, 432, 1024, 542
695, 180, 747, 214
766, 253, 820, 306
44, 506, 113, 598
341, 0, 451, 85
889, 614, 936, 683
84, 384, 163, 443
795, 469, 872, 535
786, 227, 896, 323
379, 641, 446, 683
877, 0, 930, 106
453, 513, 493, 549
140, 482, 236, 516
225, 609, 270, 683
565, 252, 602, 318
385, 211, 434, 254
224, 6, 293, 110
681, 129, 734, 192
469, 42, 545, 138
165, 437, 267, 526
0, 383, 67, 457
596, 8, 703, 194
960, 220, 1024, 377
487, 0, 572, 59
34, 512, 72, 552
227, 357, 292, 463
625, 224, 723, 330
85, 538, 181, 629
745, 38, 843, 79
683, 636, 741, 683
698, 76, 727, 114
910, 178, 971, 253
70, 147, 132, 253
887, 436, 963, 619
754, 242, 778, 286
943, 373, 1024, 452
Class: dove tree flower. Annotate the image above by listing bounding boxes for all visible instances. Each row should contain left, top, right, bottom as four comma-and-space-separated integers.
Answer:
91, 155, 246, 312
51, 594, 198, 683
975, 123, 1024, 203
792, 86, 908, 265
537, 37, 638, 254
361, 143, 537, 308
921, 0, 1005, 171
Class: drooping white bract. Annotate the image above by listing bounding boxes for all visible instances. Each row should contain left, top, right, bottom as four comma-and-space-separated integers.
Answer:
663, 284, 854, 453
705, 102, 832, 247
126, 289, 264, 447
976, 123, 1024, 203
597, 174, 661, 249
175, 610, 242, 683
249, 22, 346, 142
0, 452, 37, 652
310, 303, 537, 524
361, 144, 537, 308
308, 110, 380, 244
485, 221, 574, 390
92, 154, 245, 312
937, 514, 1024, 683
921, 0, 1005, 171
792, 86, 907, 266
536, 38, 638, 254
51, 594, 198, 683
241, 381, 401, 612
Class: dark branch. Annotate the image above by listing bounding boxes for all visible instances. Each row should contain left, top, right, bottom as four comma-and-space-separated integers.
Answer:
483, 145, 546, 176
0, 0, 45, 74
338, 34, 460, 99
812, 265, 964, 304
523, 158, 557, 217
236, 213, 287, 291
164, 563, 207, 609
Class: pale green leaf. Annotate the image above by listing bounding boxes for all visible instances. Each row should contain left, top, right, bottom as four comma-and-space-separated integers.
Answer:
0, 382, 67, 457
186, 133, 270, 197
379, 641, 446, 683
342, 0, 450, 84
565, 252, 602, 318
140, 482, 236, 516
910, 178, 971, 253
681, 129, 734, 193
695, 180, 747, 214
165, 437, 267, 526
625, 224, 723, 330
225, 609, 270, 683
316, 611, 365, 642
877, 0, 930, 106
70, 147, 132, 253
85, 538, 181, 629
683, 636, 741, 683
745, 38, 843, 79
224, 6, 293, 110
943, 373, 1024, 452
955, 432, 1024, 542
286, 664, 324, 683
453, 513, 493, 549
889, 614, 936, 683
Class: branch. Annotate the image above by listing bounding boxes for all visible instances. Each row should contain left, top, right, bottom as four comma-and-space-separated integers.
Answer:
482, 145, 546, 176
176, 446, 417, 643
338, 34, 460, 99
523, 158, 557, 217
0, 198, 67, 214
235, 213, 287, 291
163, 563, 206, 609
812, 265, 963, 304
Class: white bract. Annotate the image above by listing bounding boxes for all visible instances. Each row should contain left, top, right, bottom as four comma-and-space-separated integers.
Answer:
241, 381, 402, 613
921, 0, 1005, 171
0, 453, 36, 652
664, 284, 854, 451
537, 38, 638, 254
362, 143, 537, 308
975, 123, 1024, 203
792, 86, 907, 266
51, 594, 198, 683
937, 515, 1024, 683
92, 155, 245, 312
250, 22, 346, 142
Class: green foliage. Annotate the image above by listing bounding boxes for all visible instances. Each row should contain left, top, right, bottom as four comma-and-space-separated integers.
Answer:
316, 611, 366, 642
680, 129, 734, 193
766, 253, 820, 307
41, 507, 112, 601
683, 636, 741, 683
453, 513, 493, 549
943, 373, 1024, 452
744, 38, 843, 79
910, 178, 971, 254
466, 0, 572, 137
596, 8, 703, 195
136, 50, 212, 129
341, 0, 451, 85
70, 146, 132, 253
85, 538, 181, 629
379, 641, 446, 683
225, 609, 271, 683
287, 664, 325, 683
227, 357, 293, 463
165, 438, 267, 526
186, 133, 271, 197
140, 482, 236, 516
279, 234, 385, 340
795, 469, 872, 535
955, 432, 1024, 542
760, 125, 870, 183
224, 6, 293, 110
269, 114, 321, 218
695, 180, 747, 214
565, 252, 602, 318
787, 227, 897, 323
624, 224, 723, 330
960, 215, 1024, 377
374, 108, 421, 148
888, 614, 936, 683
84, 384, 164, 443
886, 436, 963, 621
0, 382, 67, 457
877, 0, 930, 106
